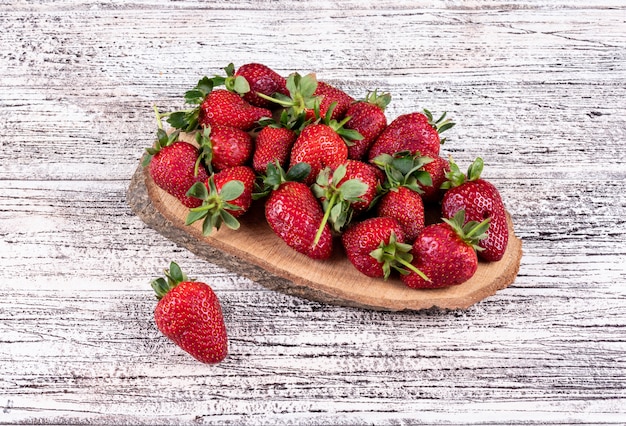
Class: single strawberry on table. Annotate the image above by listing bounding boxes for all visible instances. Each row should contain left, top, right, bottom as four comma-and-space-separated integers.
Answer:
143, 112, 209, 208
401, 210, 490, 289
151, 261, 228, 364
440, 157, 509, 261
344, 90, 391, 161
367, 109, 455, 161
341, 216, 429, 281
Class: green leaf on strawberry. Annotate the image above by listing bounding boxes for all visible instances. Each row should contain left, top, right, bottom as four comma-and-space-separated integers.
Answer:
185, 177, 244, 235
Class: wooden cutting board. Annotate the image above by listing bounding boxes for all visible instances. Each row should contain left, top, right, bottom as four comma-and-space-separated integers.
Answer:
127, 140, 523, 311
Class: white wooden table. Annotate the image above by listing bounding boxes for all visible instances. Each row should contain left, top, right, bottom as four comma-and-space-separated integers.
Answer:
1, 1, 625, 424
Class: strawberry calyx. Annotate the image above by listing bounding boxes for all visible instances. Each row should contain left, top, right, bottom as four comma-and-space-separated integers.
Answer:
423, 109, 455, 143
210, 63, 251, 95
151, 261, 193, 300
185, 176, 245, 236
441, 156, 484, 189
372, 151, 434, 194
311, 164, 369, 242
320, 102, 364, 146
143, 106, 182, 167
369, 232, 430, 281
257, 72, 320, 117
252, 161, 311, 200
359, 89, 392, 110
194, 126, 215, 174
442, 209, 490, 251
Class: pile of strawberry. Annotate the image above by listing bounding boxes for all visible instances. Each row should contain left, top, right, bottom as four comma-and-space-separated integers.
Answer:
144, 63, 510, 291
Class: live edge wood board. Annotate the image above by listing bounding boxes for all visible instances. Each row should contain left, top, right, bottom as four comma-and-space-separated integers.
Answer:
127, 135, 523, 312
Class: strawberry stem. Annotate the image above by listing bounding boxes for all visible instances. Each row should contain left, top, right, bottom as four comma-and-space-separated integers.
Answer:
395, 257, 431, 282
313, 191, 338, 246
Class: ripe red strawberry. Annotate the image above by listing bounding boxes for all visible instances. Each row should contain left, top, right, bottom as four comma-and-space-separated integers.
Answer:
344, 90, 391, 160
308, 81, 354, 122
265, 181, 333, 260
198, 89, 272, 131
340, 160, 381, 214
402, 210, 489, 289
252, 126, 298, 174
151, 261, 228, 364
144, 127, 209, 208
341, 216, 428, 280
289, 123, 349, 185
376, 186, 425, 244
195, 125, 253, 173
185, 166, 255, 235
367, 109, 454, 161
234, 63, 289, 109
371, 151, 433, 241
419, 156, 450, 204
441, 157, 509, 261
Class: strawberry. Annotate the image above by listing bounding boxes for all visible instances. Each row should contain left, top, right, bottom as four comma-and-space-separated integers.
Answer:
340, 160, 381, 214
234, 63, 289, 108
341, 216, 428, 280
289, 123, 349, 185
185, 166, 255, 236
371, 151, 433, 242
265, 181, 333, 260
441, 157, 509, 261
310, 81, 354, 121
151, 261, 228, 364
143, 120, 209, 209
195, 125, 253, 173
252, 126, 297, 174
310, 163, 369, 243
376, 186, 425, 244
401, 210, 490, 289
165, 76, 272, 132
289, 106, 363, 185
418, 156, 450, 204
344, 90, 391, 160
367, 109, 454, 161
198, 89, 272, 131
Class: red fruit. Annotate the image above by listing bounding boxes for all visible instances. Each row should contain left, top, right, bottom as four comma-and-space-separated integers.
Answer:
307, 81, 354, 121
213, 166, 256, 217
401, 210, 489, 289
252, 126, 297, 174
235, 63, 289, 109
185, 166, 255, 236
151, 262, 228, 364
441, 158, 508, 261
377, 186, 425, 243
289, 123, 349, 185
367, 110, 454, 161
196, 125, 253, 172
198, 89, 272, 131
344, 91, 391, 160
419, 156, 450, 204
341, 216, 426, 280
265, 181, 333, 260
340, 160, 381, 214
146, 133, 209, 209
